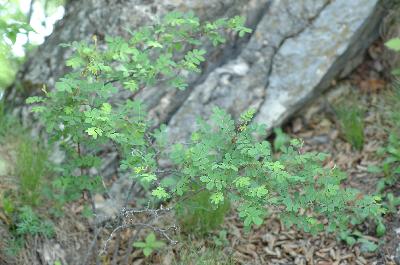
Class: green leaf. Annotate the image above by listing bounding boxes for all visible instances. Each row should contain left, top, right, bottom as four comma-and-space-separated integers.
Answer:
133, 242, 147, 248
273, 128, 289, 151
253, 216, 263, 226
345, 236, 356, 246
385, 38, 400, 52
143, 247, 153, 257
359, 239, 378, 252
145, 232, 156, 243
210, 192, 224, 204
152, 187, 170, 200
255, 186, 268, 198
376, 222, 386, 237
101, 103, 112, 114
31, 106, 46, 113
66, 56, 85, 69
147, 40, 163, 48
55, 81, 72, 93
86, 127, 103, 139
140, 173, 157, 183
233, 177, 251, 188
367, 165, 382, 174
124, 80, 138, 91
26, 96, 45, 104
239, 108, 255, 123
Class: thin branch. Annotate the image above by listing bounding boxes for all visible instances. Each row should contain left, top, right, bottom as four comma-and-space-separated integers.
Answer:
27, 0, 35, 25
101, 205, 175, 256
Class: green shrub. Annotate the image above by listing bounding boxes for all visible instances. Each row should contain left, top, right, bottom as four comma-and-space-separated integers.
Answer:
334, 99, 365, 150
26, 11, 384, 246
27, 12, 250, 212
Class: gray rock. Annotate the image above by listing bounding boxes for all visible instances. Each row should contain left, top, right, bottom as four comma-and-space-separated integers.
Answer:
167, 0, 385, 141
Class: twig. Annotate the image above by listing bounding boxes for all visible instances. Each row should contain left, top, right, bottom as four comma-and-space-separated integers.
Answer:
101, 204, 174, 255
27, 0, 35, 25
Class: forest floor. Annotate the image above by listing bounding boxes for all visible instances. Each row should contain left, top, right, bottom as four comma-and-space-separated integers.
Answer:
0, 39, 399, 265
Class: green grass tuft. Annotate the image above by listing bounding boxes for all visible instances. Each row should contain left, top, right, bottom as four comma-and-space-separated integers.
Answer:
15, 136, 48, 207
173, 246, 235, 265
335, 99, 365, 150
175, 189, 230, 236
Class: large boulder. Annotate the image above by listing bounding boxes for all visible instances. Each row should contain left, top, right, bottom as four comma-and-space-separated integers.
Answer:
167, 0, 386, 141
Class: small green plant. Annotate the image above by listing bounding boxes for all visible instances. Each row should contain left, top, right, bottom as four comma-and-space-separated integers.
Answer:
382, 193, 400, 214
339, 230, 380, 252
14, 206, 54, 237
133, 232, 165, 257
334, 100, 365, 150
4, 236, 24, 257
273, 127, 290, 152
1, 193, 15, 216
368, 84, 400, 191
212, 230, 229, 247
368, 131, 400, 192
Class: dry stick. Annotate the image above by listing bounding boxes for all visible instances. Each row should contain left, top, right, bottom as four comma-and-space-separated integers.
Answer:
123, 206, 178, 265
